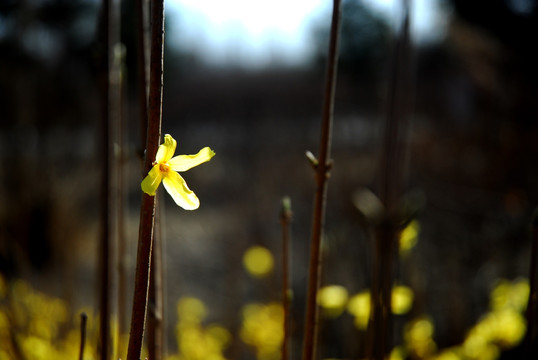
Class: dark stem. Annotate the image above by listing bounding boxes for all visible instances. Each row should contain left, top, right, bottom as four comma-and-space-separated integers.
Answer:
280, 197, 293, 360
148, 195, 164, 360
97, 0, 119, 354
301, 1, 341, 360
367, 0, 411, 358
526, 207, 538, 352
115, 19, 128, 355
136, 0, 149, 155
79, 312, 88, 360
126, 0, 165, 359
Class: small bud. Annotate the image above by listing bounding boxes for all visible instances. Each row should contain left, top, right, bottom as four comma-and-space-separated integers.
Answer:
281, 196, 293, 220
305, 150, 319, 168
353, 188, 384, 224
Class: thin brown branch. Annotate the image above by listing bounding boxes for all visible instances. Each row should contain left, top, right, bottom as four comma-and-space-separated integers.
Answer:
367, 0, 411, 358
136, 0, 150, 156
126, 0, 165, 359
526, 207, 538, 352
148, 195, 164, 360
97, 0, 119, 355
79, 312, 88, 360
116, 43, 128, 355
301, 1, 341, 360
280, 197, 293, 360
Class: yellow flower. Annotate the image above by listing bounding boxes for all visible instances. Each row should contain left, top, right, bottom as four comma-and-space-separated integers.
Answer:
141, 134, 215, 209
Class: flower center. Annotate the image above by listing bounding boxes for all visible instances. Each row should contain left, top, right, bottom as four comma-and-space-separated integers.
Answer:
159, 162, 170, 173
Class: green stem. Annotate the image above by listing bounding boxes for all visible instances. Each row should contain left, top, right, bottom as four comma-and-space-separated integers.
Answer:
126, 0, 165, 359
301, 1, 341, 360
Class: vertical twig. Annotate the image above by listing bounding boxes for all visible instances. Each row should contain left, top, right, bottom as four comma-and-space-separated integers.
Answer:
302, 1, 341, 360
97, 0, 117, 355
281, 197, 293, 360
136, 0, 150, 154
367, 0, 411, 359
115, 41, 128, 359
148, 194, 164, 360
526, 207, 538, 352
79, 312, 88, 360
126, 0, 165, 359
136, 0, 165, 357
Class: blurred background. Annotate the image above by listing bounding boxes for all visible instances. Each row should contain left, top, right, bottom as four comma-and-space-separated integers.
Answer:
1, 0, 538, 359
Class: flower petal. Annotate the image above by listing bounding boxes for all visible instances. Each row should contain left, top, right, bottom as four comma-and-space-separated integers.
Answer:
155, 134, 177, 163
168, 147, 215, 172
141, 164, 163, 195
162, 171, 200, 210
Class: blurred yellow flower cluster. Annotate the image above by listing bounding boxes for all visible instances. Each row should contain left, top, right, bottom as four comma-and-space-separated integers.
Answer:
399, 220, 420, 256
403, 317, 437, 358
460, 278, 528, 359
0, 276, 97, 360
401, 278, 529, 360
167, 297, 231, 360
243, 246, 275, 278
317, 284, 414, 328
240, 302, 284, 360
0, 273, 528, 360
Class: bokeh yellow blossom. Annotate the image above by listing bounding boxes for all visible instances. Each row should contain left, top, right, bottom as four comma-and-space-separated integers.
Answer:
490, 278, 529, 312
347, 286, 414, 330
172, 296, 230, 360
461, 278, 528, 359
399, 220, 420, 256
404, 317, 437, 358
141, 134, 215, 209
240, 302, 283, 360
318, 285, 349, 318
392, 285, 414, 315
243, 246, 274, 278
0, 279, 98, 360
347, 291, 371, 330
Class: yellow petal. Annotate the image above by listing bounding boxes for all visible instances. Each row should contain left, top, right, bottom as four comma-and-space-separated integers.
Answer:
155, 134, 177, 163
141, 164, 163, 195
162, 171, 200, 210
168, 147, 215, 172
